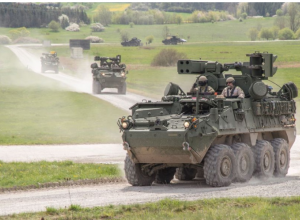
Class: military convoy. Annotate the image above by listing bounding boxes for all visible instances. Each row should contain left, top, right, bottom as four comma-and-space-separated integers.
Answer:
40, 51, 59, 73
121, 37, 142, 47
162, 36, 187, 45
91, 55, 128, 94
118, 52, 297, 187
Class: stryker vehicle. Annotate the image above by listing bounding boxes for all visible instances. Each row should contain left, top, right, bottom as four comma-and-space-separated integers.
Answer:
162, 36, 187, 45
118, 52, 297, 187
121, 37, 142, 47
91, 55, 128, 94
40, 51, 59, 73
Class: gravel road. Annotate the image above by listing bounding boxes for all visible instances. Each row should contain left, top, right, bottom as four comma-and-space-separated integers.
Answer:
1, 45, 300, 216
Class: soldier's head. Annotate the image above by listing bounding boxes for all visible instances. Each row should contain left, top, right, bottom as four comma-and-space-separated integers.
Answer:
198, 76, 208, 86
226, 77, 235, 88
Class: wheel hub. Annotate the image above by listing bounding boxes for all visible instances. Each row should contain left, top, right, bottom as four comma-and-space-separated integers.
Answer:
264, 153, 270, 169
241, 156, 248, 172
221, 157, 232, 177
280, 150, 287, 166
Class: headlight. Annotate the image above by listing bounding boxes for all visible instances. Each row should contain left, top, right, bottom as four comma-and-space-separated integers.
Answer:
184, 121, 190, 128
121, 72, 125, 77
101, 72, 105, 76
122, 122, 129, 129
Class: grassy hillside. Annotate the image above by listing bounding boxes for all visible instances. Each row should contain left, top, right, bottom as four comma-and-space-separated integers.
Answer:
0, 17, 276, 44
0, 46, 127, 145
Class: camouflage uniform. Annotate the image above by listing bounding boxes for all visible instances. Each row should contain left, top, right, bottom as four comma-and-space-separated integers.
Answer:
190, 85, 215, 94
221, 86, 245, 98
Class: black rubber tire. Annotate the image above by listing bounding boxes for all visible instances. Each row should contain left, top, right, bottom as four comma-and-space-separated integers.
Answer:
124, 154, 155, 186
231, 143, 255, 182
270, 138, 290, 177
252, 140, 275, 178
92, 79, 101, 94
175, 168, 197, 180
118, 82, 127, 94
154, 168, 176, 184
203, 144, 236, 187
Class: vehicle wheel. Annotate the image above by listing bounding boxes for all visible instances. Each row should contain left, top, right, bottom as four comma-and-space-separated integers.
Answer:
118, 82, 127, 94
270, 138, 290, 177
231, 143, 254, 182
252, 140, 275, 178
204, 144, 236, 187
92, 79, 101, 94
124, 154, 155, 186
175, 168, 197, 180
154, 168, 176, 184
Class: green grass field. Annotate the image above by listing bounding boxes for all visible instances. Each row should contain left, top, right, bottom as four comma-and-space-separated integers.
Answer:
0, 160, 121, 189
2, 197, 300, 220
0, 17, 277, 44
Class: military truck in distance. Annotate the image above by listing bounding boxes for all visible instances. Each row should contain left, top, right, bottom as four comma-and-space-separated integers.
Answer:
121, 37, 142, 47
91, 55, 128, 94
40, 51, 59, 73
162, 36, 187, 45
118, 52, 297, 187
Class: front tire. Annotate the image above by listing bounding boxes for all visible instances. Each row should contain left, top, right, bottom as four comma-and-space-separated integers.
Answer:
155, 168, 176, 184
124, 154, 155, 186
271, 138, 290, 177
92, 79, 101, 94
204, 144, 236, 187
252, 140, 275, 178
231, 143, 254, 182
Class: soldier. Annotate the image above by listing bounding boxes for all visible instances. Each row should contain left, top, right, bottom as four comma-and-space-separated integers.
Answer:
221, 77, 245, 98
190, 76, 215, 94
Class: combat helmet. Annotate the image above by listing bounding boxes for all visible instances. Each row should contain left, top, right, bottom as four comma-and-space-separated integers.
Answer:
199, 76, 208, 86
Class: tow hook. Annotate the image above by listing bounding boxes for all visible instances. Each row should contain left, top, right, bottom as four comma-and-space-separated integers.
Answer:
182, 142, 190, 151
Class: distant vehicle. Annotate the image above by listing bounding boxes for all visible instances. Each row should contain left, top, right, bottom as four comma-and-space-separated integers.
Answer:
121, 37, 142, 47
162, 36, 186, 45
40, 51, 59, 73
90, 55, 128, 94
118, 51, 297, 187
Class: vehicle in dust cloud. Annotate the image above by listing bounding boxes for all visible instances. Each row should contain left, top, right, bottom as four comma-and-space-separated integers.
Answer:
121, 37, 142, 47
40, 51, 59, 73
118, 51, 297, 187
162, 36, 187, 45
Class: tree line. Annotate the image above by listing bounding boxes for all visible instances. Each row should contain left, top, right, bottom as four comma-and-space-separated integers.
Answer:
0, 3, 90, 28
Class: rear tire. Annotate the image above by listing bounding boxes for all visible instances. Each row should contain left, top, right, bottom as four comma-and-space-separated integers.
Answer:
252, 140, 275, 178
175, 168, 197, 180
231, 143, 254, 182
155, 168, 176, 184
92, 79, 101, 94
204, 144, 236, 187
124, 154, 155, 186
271, 138, 290, 177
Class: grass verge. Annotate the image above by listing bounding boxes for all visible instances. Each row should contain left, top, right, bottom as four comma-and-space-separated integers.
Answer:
2, 197, 300, 220
0, 160, 122, 189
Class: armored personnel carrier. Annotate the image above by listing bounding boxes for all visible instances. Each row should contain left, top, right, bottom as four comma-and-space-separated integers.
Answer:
162, 36, 186, 45
40, 51, 59, 73
91, 55, 128, 94
118, 52, 297, 187
121, 37, 142, 47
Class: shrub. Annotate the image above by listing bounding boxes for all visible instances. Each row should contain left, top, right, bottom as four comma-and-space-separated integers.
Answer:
270, 26, 280, 39
239, 18, 243, 22
259, 28, 274, 40
13, 37, 41, 44
129, 22, 134, 28
241, 12, 247, 19
296, 28, 300, 39
120, 30, 129, 42
85, 36, 104, 43
66, 23, 80, 32
0, 35, 12, 44
48, 20, 60, 32
278, 28, 295, 40
151, 49, 187, 67
90, 23, 105, 32
248, 28, 259, 41
9, 27, 30, 40
58, 14, 69, 29
146, 35, 154, 44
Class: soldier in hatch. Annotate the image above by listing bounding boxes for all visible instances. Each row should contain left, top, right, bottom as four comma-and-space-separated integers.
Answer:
221, 77, 245, 98
190, 76, 215, 94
